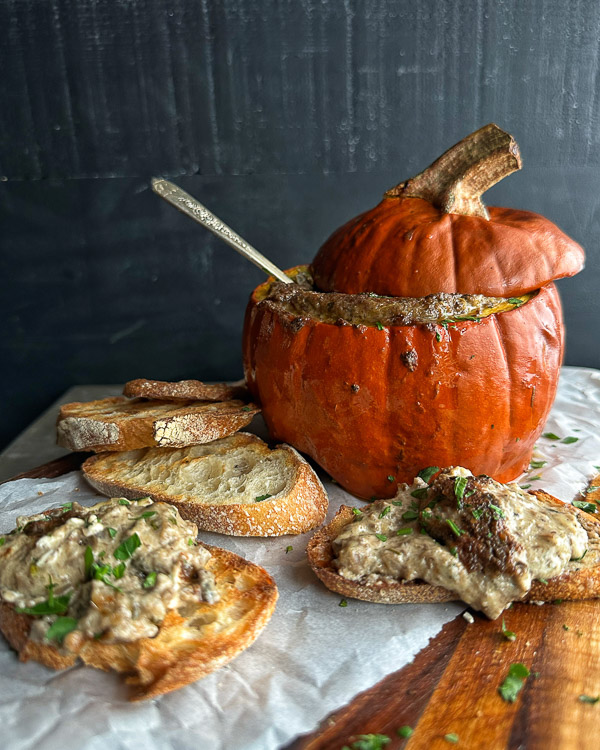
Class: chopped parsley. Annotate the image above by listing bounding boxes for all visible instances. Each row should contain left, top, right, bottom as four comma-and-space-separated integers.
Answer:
563, 624, 569, 631
454, 476, 468, 504
530, 460, 547, 470
449, 546, 457, 556
61, 502, 73, 511
379, 506, 391, 519
375, 533, 387, 542
435, 330, 442, 342
342, 735, 390, 750
114, 533, 141, 561
352, 507, 363, 516
16, 585, 71, 616
387, 475, 395, 482
571, 549, 588, 562
0, 537, 4, 547
285, 545, 293, 554
143, 571, 157, 589
528, 475, 542, 481
107, 527, 117, 539
508, 297, 525, 306
402, 510, 419, 521
573, 500, 597, 513
579, 695, 600, 704
339, 599, 348, 608
397, 528, 413, 536
498, 663, 530, 702
417, 466, 439, 483
446, 519, 462, 537
410, 488, 429, 500
472, 508, 484, 521
254, 494, 272, 503
118, 499, 131, 506
561, 436, 579, 444
375, 321, 384, 331
444, 734, 459, 744
501, 617, 516, 641
188, 537, 196, 546
520, 484, 532, 490
538, 578, 548, 585
397, 726, 413, 738
46, 616, 78, 643
489, 503, 505, 519
542, 432, 560, 440
136, 510, 157, 520
112, 562, 126, 579
241, 406, 252, 412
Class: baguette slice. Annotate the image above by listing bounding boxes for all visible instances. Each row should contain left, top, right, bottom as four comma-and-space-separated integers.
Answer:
57, 397, 259, 452
123, 378, 249, 403
307, 491, 600, 610
82, 433, 328, 536
0, 543, 277, 701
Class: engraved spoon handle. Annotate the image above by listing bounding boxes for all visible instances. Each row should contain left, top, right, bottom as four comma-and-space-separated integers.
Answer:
151, 178, 293, 284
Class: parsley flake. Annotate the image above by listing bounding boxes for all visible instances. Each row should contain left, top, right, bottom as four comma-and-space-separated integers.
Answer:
417, 466, 439, 483
143, 571, 157, 589
573, 500, 597, 514
375, 321, 384, 331
343, 734, 390, 750
118, 499, 130, 506
114, 533, 141, 561
562, 436, 579, 444
387, 475, 395, 482
444, 734, 459, 744
501, 617, 516, 641
136, 510, 157, 520
352, 507, 363, 516
61, 502, 73, 511
498, 663, 530, 702
397, 726, 413, 738
579, 695, 600, 704
446, 519, 462, 537
402, 510, 419, 521
285, 545, 293, 554
375, 533, 387, 542
542, 432, 560, 440
397, 528, 413, 536
411, 488, 429, 500
339, 599, 348, 608
46, 617, 78, 643
379, 506, 391, 519
454, 476, 468, 505
255, 494, 272, 503
489, 503, 505, 518
530, 460, 547, 470
107, 527, 117, 539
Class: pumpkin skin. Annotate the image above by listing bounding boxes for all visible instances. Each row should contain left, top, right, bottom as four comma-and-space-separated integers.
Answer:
243, 276, 564, 500
312, 197, 585, 298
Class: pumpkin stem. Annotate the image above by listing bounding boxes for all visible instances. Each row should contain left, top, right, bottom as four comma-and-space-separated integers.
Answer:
384, 124, 521, 220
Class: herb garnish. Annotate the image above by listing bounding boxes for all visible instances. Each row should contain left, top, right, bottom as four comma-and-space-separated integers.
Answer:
342, 735, 390, 750
375, 321, 384, 331
61, 502, 73, 511
489, 503, 505, 518
339, 599, 348, 608
143, 571, 157, 589
379, 506, 391, 519
46, 616, 78, 643
571, 549, 588, 562
285, 545, 293, 553
410, 488, 429, 500
16, 580, 71, 616
471, 508, 484, 521
114, 533, 141, 561
136, 511, 157, 520
112, 562, 126, 579
107, 527, 117, 539
501, 617, 516, 641
84, 545, 94, 578
255, 494, 272, 503
397, 528, 413, 536
498, 663, 530, 702
573, 500, 597, 513
561, 436, 579, 444
417, 466, 439, 483
508, 297, 525, 306
375, 533, 387, 542
0, 537, 4, 547
402, 510, 419, 521
454, 476, 468, 505
352, 507, 363, 516
446, 519, 462, 537
118, 499, 130, 506
579, 695, 600, 704
520, 484, 532, 490
538, 578, 548, 585
444, 734, 459, 744
397, 726, 413, 738
542, 432, 560, 440
530, 460, 547, 470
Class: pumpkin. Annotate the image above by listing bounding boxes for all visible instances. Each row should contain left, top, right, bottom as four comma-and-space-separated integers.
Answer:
243, 125, 585, 499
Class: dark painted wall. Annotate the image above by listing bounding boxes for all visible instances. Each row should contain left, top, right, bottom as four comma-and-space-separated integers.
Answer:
1, 0, 599, 451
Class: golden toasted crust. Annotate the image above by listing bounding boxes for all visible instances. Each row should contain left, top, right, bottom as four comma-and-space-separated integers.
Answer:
0, 545, 277, 701
123, 378, 250, 403
56, 397, 260, 452
82, 435, 329, 537
307, 491, 600, 610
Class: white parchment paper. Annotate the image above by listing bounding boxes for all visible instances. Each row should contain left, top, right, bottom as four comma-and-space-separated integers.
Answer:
1, 366, 600, 750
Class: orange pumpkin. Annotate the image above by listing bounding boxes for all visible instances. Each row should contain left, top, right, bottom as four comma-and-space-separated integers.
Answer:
243, 125, 584, 499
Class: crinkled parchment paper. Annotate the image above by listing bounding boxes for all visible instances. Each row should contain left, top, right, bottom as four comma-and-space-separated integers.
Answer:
1, 366, 599, 750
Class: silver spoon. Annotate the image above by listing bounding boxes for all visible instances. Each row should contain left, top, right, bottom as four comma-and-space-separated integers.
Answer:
151, 178, 293, 285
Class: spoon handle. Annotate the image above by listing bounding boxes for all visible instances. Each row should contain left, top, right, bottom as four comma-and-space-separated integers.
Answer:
151, 178, 293, 285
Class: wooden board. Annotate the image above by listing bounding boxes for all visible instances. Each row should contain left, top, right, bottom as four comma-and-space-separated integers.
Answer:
5, 455, 600, 749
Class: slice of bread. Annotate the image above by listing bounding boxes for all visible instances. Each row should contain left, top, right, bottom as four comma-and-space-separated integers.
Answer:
57, 397, 260, 452
307, 491, 600, 611
123, 378, 249, 403
0, 543, 277, 701
82, 433, 328, 536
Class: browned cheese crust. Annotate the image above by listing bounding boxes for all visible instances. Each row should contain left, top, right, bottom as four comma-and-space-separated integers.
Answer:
0, 545, 277, 701
307, 491, 600, 609
123, 378, 250, 403
56, 397, 260, 452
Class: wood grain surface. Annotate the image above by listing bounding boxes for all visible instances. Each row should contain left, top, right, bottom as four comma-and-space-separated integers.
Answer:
5, 455, 600, 749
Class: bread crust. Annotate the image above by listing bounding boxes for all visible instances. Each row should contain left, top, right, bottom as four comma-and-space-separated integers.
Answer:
307, 491, 600, 612
123, 378, 250, 403
56, 397, 260, 452
0, 545, 277, 701
82, 435, 329, 537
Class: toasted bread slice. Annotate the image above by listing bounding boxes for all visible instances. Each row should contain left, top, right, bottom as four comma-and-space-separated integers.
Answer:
307, 491, 600, 610
123, 378, 250, 403
82, 433, 328, 536
0, 544, 277, 701
57, 397, 260, 452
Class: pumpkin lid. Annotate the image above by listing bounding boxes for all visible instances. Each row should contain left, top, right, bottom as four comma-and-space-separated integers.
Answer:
312, 124, 585, 298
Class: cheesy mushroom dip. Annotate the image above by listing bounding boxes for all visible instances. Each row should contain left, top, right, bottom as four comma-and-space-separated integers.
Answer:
332, 468, 588, 619
0, 497, 218, 645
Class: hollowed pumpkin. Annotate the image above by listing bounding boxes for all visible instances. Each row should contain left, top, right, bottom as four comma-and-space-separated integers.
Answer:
243, 125, 584, 499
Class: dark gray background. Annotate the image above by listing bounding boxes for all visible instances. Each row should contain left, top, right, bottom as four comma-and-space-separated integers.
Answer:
1, 0, 598, 452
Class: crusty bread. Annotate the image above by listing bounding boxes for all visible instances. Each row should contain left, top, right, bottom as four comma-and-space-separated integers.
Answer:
123, 378, 250, 403
82, 433, 328, 536
307, 491, 600, 609
57, 397, 260, 452
0, 543, 277, 701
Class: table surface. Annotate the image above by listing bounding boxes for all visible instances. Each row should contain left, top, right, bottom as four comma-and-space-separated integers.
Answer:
3, 386, 600, 750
